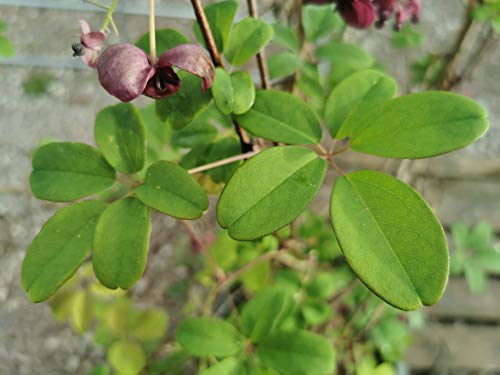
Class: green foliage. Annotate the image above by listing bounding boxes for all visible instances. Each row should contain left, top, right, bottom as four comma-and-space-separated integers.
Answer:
30, 142, 116, 202
330, 170, 449, 310
176, 317, 245, 357
302, 4, 344, 42
272, 23, 299, 52
95, 103, 146, 174
217, 147, 326, 240
235, 90, 322, 145
108, 339, 146, 375
93, 198, 152, 289
391, 24, 423, 49
22, 201, 106, 302
212, 67, 234, 114
326, 69, 398, 138
473, 0, 500, 33
343, 91, 489, 159
225, 17, 274, 66
136, 161, 209, 219
23, 72, 55, 96
450, 221, 500, 293
193, 0, 239, 51
135, 28, 190, 54
268, 52, 302, 80
0, 24, 15, 57
258, 330, 335, 375
231, 71, 256, 115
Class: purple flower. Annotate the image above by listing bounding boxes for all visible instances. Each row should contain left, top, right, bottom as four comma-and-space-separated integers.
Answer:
96, 43, 215, 102
73, 20, 107, 68
336, 0, 376, 29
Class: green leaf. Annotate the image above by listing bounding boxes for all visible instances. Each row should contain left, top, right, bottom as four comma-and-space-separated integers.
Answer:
317, 41, 374, 85
106, 297, 135, 335
72, 290, 92, 332
348, 91, 489, 159
95, 103, 146, 174
225, 17, 274, 67
132, 308, 168, 341
212, 67, 234, 115
326, 70, 398, 138
464, 260, 486, 293
179, 143, 213, 170
93, 198, 151, 289
136, 161, 208, 219
135, 28, 190, 54
296, 63, 324, 114
330, 170, 449, 310
272, 23, 299, 52
30, 142, 116, 202
302, 4, 340, 41
302, 300, 332, 326
200, 358, 245, 375
241, 287, 295, 342
234, 90, 322, 145
217, 146, 326, 240
86, 364, 110, 375
231, 71, 256, 115
148, 350, 189, 375
391, 24, 423, 49
0, 35, 15, 57
108, 339, 146, 375
205, 137, 241, 183
258, 330, 335, 375
22, 200, 106, 302
170, 103, 219, 148
268, 52, 302, 80
176, 317, 245, 357
0, 20, 6, 33
156, 72, 212, 129
193, 0, 238, 52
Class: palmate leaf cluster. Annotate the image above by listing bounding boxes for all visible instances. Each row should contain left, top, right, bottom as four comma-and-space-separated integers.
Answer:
20, 1, 490, 374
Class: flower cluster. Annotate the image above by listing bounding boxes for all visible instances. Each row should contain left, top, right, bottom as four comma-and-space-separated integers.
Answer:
73, 20, 215, 103
305, 0, 422, 30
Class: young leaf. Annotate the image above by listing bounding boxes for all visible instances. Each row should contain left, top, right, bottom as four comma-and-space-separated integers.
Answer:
193, 0, 239, 52
330, 170, 449, 310
241, 287, 295, 343
217, 146, 326, 240
72, 290, 92, 332
139, 103, 173, 163
296, 63, 324, 114
95, 103, 146, 174
464, 260, 487, 293
108, 339, 146, 375
176, 317, 245, 357
231, 71, 256, 115
211, 67, 234, 115
272, 23, 299, 52
30, 142, 116, 202
93, 198, 152, 289
302, 4, 340, 42
135, 29, 190, 54
326, 70, 398, 138
200, 358, 245, 375
0, 35, 15, 57
132, 308, 168, 341
136, 161, 209, 219
268, 52, 302, 80
234, 90, 322, 145
258, 330, 335, 375
21, 200, 106, 303
225, 17, 274, 67
348, 91, 489, 159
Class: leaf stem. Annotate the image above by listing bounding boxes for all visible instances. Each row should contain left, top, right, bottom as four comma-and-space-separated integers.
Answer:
187, 149, 260, 175
149, 0, 157, 64
247, 0, 270, 89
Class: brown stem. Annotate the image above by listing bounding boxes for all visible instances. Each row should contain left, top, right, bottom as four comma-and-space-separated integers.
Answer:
190, 0, 223, 67
247, 0, 271, 89
190, 0, 253, 151
188, 150, 260, 175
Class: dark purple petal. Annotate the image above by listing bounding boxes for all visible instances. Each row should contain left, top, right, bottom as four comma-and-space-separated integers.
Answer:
143, 66, 182, 99
337, 0, 376, 29
157, 44, 215, 91
97, 44, 155, 102
81, 31, 107, 51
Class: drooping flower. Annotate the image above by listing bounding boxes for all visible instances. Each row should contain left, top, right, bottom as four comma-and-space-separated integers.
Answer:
96, 43, 215, 102
336, 0, 376, 29
73, 20, 107, 68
